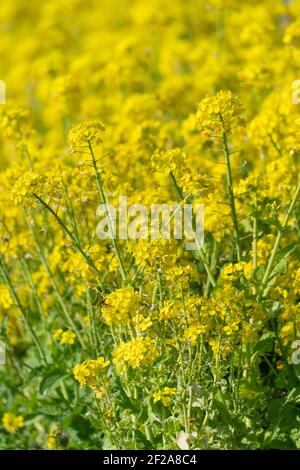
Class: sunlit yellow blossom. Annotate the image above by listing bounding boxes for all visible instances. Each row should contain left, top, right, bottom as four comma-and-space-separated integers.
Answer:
53, 328, 76, 345
102, 287, 141, 325
153, 387, 176, 407
128, 238, 178, 271
0, 285, 13, 310
12, 172, 62, 208
113, 336, 158, 372
0, 107, 33, 141
196, 91, 245, 137
2, 413, 24, 433
68, 120, 105, 151
73, 357, 109, 396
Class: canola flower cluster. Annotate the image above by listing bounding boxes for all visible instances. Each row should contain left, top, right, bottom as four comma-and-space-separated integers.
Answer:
102, 287, 141, 325
112, 337, 158, 373
73, 357, 110, 397
2, 413, 24, 433
196, 90, 245, 136
153, 387, 177, 407
67, 120, 106, 151
0, 0, 300, 451
53, 328, 76, 345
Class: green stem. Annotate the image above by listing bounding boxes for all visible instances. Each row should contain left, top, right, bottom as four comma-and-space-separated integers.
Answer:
157, 270, 164, 308
87, 289, 99, 355
222, 130, 242, 262
204, 237, 218, 296
144, 423, 155, 447
252, 207, 257, 270
0, 256, 47, 364
33, 193, 104, 288
260, 181, 300, 296
88, 143, 126, 282
28, 221, 85, 347
20, 258, 51, 343
169, 171, 216, 288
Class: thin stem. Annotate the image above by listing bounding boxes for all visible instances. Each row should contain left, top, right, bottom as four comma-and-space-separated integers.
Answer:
88, 143, 126, 282
0, 256, 47, 364
28, 221, 85, 347
260, 181, 300, 296
169, 171, 216, 288
33, 193, 104, 288
204, 237, 218, 296
20, 258, 51, 343
252, 213, 257, 270
157, 270, 164, 308
87, 289, 99, 355
222, 130, 242, 262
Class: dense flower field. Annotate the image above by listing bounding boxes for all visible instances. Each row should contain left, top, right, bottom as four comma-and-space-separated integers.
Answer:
0, 0, 300, 450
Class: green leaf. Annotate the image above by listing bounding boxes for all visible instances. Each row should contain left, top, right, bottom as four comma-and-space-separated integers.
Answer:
239, 382, 265, 400
267, 245, 296, 286
135, 429, 153, 449
266, 399, 281, 423
38, 403, 65, 416
263, 437, 296, 450
253, 337, 274, 354
213, 399, 232, 425
87, 415, 103, 430
253, 263, 266, 284
39, 368, 66, 394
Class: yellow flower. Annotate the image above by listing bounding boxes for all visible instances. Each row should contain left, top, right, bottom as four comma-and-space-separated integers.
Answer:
73, 357, 110, 396
53, 328, 76, 345
151, 148, 183, 174
279, 322, 294, 345
184, 322, 208, 345
60, 329, 76, 345
153, 387, 176, 407
283, 19, 300, 45
138, 315, 153, 332
151, 147, 211, 196
0, 107, 33, 141
48, 430, 59, 450
2, 412, 24, 433
113, 336, 158, 373
68, 120, 105, 151
128, 238, 177, 271
0, 285, 13, 310
159, 300, 180, 321
102, 287, 141, 325
196, 90, 245, 137
52, 328, 63, 341
223, 321, 240, 336
12, 171, 62, 208
47, 428, 66, 450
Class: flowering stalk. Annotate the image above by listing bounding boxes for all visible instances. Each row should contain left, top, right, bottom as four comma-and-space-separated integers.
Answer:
169, 171, 216, 288
88, 143, 126, 283
222, 129, 242, 262
252, 207, 258, 270
32, 193, 104, 289
87, 289, 99, 355
252, 211, 258, 296
204, 238, 218, 296
196, 91, 245, 264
